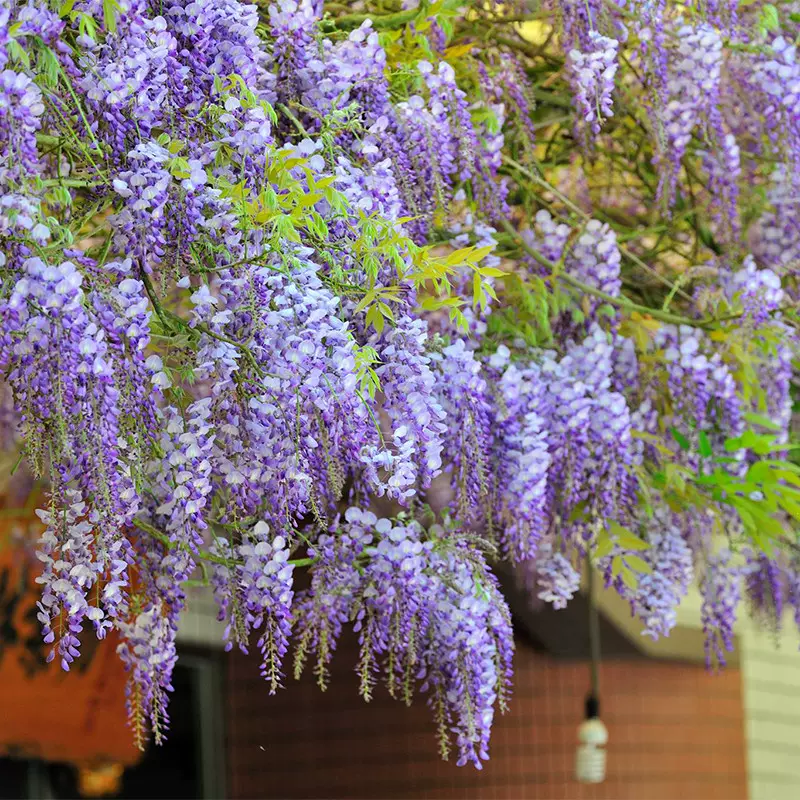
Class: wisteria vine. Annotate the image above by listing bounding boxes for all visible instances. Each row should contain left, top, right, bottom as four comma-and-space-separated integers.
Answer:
2, 0, 800, 769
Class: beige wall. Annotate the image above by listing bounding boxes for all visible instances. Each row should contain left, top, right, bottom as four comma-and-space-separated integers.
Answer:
739, 616, 800, 799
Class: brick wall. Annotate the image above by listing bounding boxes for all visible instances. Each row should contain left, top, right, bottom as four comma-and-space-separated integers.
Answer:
225, 633, 748, 800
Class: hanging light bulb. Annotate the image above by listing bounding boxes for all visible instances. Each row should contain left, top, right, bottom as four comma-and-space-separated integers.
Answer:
575, 695, 608, 783
576, 557, 607, 784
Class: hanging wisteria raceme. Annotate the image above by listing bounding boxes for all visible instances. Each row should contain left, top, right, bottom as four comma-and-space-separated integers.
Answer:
563, 219, 622, 327
701, 551, 748, 670
628, 506, 694, 639
35, 487, 105, 670
491, 347, 551, 562
745, 551, 785, 629
542, 325, 638, 533
529, 539, 582, 610
116, 599, 178, 748
431, 338, 493, 528
2, 0, 800, 770
484, 54, 536, 162
749, 35, 800, 174
521, 210, 570, 274
210, 522, 295, 690
654, 24, 723, 204
752, 165, 800, 276
651, 323, 746, 474
567, 31, 619, 141
701, 117, 742, 242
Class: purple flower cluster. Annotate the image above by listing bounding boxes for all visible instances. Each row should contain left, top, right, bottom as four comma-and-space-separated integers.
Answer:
110, 143, 172, 272
77, 14, 177, 158
486, 55, 535, 158
292, 508, 372, 687
531, 540, 581, 609
521, 210, 570, 275
35, 489, 104, 671
352, 513, 436, 702
116, 600, 178, 747
630, 507, 693, 639
307, 20, 388, 134
559, 0, 602, 52
701, 551, 746, 669
752, 167, 800, 274
169, 0, 273, 102
655, 324, 744, 470
703, 120, 742, 241
655, 25, 723, 203
269, 0, 318, 107
543, 325, 636, 527
492, 350, 551, 561
211, 522, 295, 691
431, 339, 493, 526
745, 551, 785, 630
294, 509, 513, 768
751, 37, 800, 170
0, 68, 43, 184
373, 314, 446, 500
2, 256, 140, 558
567, 32, 619, 138
193, 253, 398, 525
721, 255, 784, 326
566, 219, 622, 314
422, 541, 513, 768
149, 401, 215, 553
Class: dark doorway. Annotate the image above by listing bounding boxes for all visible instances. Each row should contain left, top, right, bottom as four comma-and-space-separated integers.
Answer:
0, 654, 223, 799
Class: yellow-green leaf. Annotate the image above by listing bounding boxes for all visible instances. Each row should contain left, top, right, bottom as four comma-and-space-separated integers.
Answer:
623, 555, 653, 574
608, 520, 649, 551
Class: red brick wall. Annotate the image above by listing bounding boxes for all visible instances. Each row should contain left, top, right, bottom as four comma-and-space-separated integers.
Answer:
224, 634, 747, 800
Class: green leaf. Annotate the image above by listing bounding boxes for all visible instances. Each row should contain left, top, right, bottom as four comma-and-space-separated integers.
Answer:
777, 494, 800, 523
6, 40, 29, 70
743, 412, 782, 432
759, 3, 780, 33
465, 244, 495, 264
698, 431, 712, 458
377, 301, 395, 322
728, 495, 785, 539
761, 460, 800, 475
38, 45, 61, 89
571, 308, 585, 325
620, 567, 638, 591
103, 0, 122, 33
773, 469, 800, 487
746, 462, 778, 485
364, 305, 385, 333
623, 555, 653, 575
670, 427, 690, 451
608, 520, 650, 551
76, 11, 98, 40
594, 530, 614, 560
